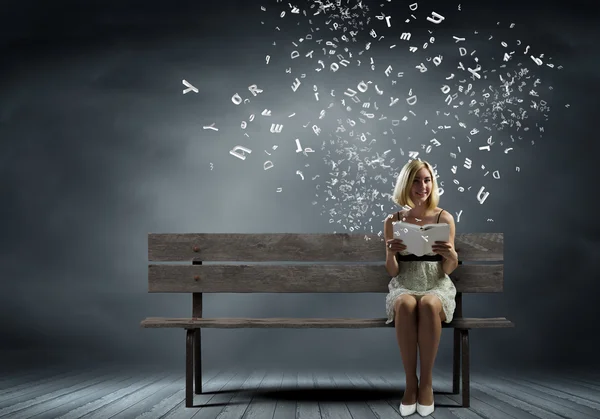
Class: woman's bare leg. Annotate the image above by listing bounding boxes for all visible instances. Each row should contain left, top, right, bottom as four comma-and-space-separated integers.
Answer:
416, 294, 445, 406
394, 294, 419, 405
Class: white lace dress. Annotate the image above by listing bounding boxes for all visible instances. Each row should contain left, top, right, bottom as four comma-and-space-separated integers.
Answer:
385, 249, 457, 324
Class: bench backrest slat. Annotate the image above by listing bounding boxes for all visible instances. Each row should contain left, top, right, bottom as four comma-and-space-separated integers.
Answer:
148, 233, 504, 262
148, 264, 504, 293
147, 233, 504, 295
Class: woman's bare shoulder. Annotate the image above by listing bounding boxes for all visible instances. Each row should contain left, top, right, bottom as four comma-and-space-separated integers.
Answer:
384, 210, 401, 223
437, 208, 454, 221
385, 208, 411, 224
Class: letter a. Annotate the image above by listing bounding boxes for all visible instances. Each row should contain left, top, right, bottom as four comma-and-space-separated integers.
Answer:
476, 186, 489, 204
426, 11, 445, 24
230, 145, 252, 160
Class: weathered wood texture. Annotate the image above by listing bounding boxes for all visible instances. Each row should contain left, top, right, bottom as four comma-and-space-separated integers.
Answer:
140, 317, 514, 329
148, 233, 504, 262
148, 263, 504, 294
0, 369, 596, 418
143, 232, 513, 409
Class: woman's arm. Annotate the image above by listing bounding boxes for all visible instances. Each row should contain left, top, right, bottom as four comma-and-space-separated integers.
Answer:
440, 212, 459, 275
384, 215, 400, 277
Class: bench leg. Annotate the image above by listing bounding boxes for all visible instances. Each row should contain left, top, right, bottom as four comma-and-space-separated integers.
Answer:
452, 328, 460, 394
461, 329, 470, 408
186, 329, 194, 407
194, 329, 202, 394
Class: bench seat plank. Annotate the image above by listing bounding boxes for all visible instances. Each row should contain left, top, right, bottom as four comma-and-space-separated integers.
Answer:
140, 317, 514, 329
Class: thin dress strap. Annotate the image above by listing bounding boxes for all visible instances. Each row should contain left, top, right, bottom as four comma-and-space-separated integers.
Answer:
436, 209, 444, 223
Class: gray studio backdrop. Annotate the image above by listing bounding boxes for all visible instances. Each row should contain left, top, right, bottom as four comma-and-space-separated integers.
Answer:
1, 0, 599, 374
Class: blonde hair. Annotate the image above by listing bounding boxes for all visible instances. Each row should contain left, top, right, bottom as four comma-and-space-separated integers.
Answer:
392, 159, 439, 212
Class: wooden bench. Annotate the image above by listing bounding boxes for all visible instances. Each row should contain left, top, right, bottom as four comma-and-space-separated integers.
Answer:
141, 232, 514, 408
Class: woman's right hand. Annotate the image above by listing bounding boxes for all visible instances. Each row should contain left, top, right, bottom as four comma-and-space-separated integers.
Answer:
386, 238, 407, 253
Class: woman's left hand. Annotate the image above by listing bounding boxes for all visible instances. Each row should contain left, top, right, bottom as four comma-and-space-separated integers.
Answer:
432, 241, 457, 261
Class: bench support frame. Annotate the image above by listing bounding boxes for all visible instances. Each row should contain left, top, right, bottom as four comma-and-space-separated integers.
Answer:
183, 293, 473, 408
185, 329, 195, 407
452, 291, 470, 407
193, 292, 203, 395
184, 327, 472, 408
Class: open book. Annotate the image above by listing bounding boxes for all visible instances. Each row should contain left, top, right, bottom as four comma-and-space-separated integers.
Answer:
393, 222, 450, 257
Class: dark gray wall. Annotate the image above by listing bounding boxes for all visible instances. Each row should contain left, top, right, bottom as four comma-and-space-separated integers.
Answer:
1, 0, 598, 374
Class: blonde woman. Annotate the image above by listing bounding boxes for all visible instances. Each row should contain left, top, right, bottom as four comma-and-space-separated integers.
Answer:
383, 159, 458, 417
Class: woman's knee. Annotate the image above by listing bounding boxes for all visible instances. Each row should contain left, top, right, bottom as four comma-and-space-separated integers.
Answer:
418, 294, 442, 316
394, 294, 418, 315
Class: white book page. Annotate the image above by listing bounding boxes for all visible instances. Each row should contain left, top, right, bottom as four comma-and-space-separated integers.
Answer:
420, 224, 450, 255
393, 222, 450, 256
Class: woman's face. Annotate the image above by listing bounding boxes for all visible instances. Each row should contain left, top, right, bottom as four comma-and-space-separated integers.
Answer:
411, 167, 432, 203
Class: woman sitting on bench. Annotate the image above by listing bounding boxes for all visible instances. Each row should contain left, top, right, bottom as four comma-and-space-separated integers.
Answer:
383, 159, 459, 417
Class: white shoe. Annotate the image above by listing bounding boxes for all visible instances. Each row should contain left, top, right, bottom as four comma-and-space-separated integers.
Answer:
416, 401, 435, 416
399, 402, 417, 416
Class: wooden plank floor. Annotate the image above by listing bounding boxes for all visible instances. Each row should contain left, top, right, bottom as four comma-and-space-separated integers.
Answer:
0, 365, 598, 419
